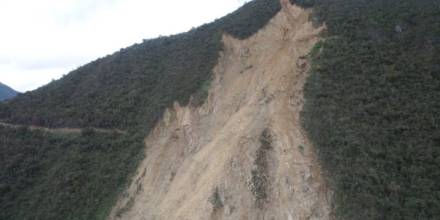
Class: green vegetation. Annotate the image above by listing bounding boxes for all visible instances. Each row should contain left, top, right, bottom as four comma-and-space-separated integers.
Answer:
192, 79, 212, 107
209, 187, 224, 211
0, 1, 283, 219
301, 0, 440, 219
4, 0, 438, 218
298, 144, 305, 154
309, 40, 323, 58
0, 0, 281, 132
0, 125, 144, 220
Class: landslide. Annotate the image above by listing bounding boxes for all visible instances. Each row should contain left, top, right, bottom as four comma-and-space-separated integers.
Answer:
109, 2, 330, 220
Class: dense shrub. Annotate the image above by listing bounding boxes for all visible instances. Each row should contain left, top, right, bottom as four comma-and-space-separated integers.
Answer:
302, 0, 440, 219
0, 0, 281, 132
0, 126, 144, 220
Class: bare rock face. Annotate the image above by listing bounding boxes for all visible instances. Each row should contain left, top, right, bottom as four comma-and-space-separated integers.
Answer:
108, 1, 331, 219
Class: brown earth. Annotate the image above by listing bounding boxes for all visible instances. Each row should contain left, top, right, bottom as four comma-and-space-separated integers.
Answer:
108, 1, 331, 219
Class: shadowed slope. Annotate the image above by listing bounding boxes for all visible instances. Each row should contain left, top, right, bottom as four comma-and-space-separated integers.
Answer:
0, 82, 18, 101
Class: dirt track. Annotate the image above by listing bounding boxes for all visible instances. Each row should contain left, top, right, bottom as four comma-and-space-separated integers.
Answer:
0, 121, 126, 135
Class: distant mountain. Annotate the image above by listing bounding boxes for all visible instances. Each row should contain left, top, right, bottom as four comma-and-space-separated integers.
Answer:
0, 82, 18, 101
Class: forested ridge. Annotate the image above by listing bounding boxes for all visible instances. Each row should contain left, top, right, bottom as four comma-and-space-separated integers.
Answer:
299, 0, 440, 219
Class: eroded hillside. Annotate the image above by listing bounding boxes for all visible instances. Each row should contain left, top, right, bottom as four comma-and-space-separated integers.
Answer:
2, 0, 439, 219
109, 1, 330, 219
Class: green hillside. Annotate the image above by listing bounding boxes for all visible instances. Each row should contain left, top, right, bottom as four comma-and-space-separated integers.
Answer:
300, 0, 440, 219
0, 0, 280, 131
0, 126, 142, 220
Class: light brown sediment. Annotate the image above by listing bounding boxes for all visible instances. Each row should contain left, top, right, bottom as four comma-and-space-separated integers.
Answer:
108, 1, 331, 219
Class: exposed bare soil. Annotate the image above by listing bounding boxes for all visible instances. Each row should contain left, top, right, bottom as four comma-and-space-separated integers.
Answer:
109, 1, 331, 219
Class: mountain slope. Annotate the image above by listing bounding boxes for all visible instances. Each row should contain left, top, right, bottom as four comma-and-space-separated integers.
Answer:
0, 125, 142, 220
0, 82, 18, 101
0, 0, 281, 131
0, 1, 287, 220
301, 0, 440, 219
109, 3, 329, 219
1, 0, 439, 219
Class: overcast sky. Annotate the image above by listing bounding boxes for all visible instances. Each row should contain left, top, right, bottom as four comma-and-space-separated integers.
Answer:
0, 0, 249, 92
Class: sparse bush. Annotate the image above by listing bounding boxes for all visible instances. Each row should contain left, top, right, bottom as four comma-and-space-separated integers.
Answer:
250, 129, 273, 207
192, 80, 212, 106
309, 41, 323, 58
0, 0, 281, 132
298, 144, 305, 154
209, 187, 224, 210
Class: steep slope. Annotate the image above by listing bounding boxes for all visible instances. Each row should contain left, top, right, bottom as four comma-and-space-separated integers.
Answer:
0, 0, 281, 130
302, 0, 440, 219
2, 0, 438, 219
0, 1, 288, 220
0, 125, 141, 220
0, 82, 18, 101
109, 2, 330, 220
